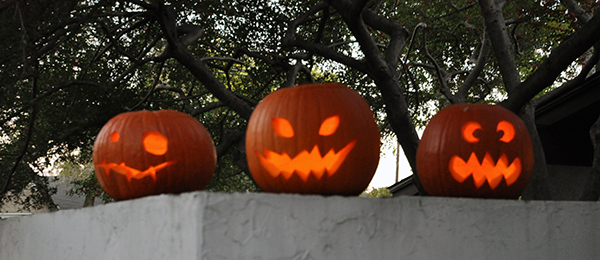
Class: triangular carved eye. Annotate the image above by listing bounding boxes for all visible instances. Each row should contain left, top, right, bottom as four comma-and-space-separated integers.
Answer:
143, 131, 168, 155
461, 121, 481, 143
319, 116, 339, 136
272, 117, 294, 138
497, 121, 515, 143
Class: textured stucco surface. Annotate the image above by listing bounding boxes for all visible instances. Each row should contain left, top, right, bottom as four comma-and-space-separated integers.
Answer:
1, 192, 600, 259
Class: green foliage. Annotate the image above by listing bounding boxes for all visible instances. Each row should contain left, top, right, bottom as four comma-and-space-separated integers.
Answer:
57, 161, 114, 205
360, 187, 393, 198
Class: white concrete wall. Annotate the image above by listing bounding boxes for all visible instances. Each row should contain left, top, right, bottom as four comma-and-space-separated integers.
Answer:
1, 192, 600, 260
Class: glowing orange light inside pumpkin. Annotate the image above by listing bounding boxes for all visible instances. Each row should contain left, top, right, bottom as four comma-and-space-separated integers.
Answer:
451, 120, 522, 189
257, 140, 356, 181
97, 160, 176, 182
143, 131, 169, 155
272, 117, 294, 138
318, 116, 339, 136
95, 130, 175, 182
259, 115, 356, 181
110, 131, 120, 142
449, 153, 521, 189
497, 120, 515, 143
461, 121, 481, 143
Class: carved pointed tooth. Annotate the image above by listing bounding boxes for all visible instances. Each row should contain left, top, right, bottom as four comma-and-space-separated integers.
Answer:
487, 174, 503, 189
326, 140, 356, 177
257, 151, 284, 179
449, 155, 471, 183
504, 157, 521, 185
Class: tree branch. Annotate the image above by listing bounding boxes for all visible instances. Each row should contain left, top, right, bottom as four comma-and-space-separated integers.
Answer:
479, 0, 521, 92
1, 71, 39, 197
287, 39, 368, 73
421, 28, 461, 104
456, 34, 491, 102
503, 13, 600, 113
361, 9, 409, 67
285, 61, 314, 87
155, 3, 253, 119
126, 60, 166, 111
282, 2, 329, 45
216, 131, 245, 158
561, 0, 592, 24
326, 0, 424, 193
533, 42, 600, 107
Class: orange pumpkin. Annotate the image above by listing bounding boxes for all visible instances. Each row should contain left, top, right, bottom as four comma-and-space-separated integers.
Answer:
416, 104, 534, 198
245, 83, 380, 195
93, 110, 216, 200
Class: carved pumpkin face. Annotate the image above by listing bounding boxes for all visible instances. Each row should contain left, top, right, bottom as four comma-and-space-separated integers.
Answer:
246, 83, 380, 195
93, 110, 216, 200
416, 104, 533, 198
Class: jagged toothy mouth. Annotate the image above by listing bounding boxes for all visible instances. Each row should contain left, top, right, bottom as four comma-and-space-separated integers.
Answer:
95, 160, 176, 182
449, 152, 521, 189
256, 140, 356, 181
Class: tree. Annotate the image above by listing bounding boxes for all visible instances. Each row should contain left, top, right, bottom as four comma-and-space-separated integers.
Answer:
1, 0, 600, 208
57, 161, 114, 207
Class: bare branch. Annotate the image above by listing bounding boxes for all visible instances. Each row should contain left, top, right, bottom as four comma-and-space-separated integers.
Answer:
180, 25, 205, 46
216, 131, 245, 158
504, 13, 600, 112
1, 72, 39, 197
155, 3, 253, 119
533, 42, 600, 107
285, 61, 314, 87
401, 23, 427, 67
362, 9, 409, 67
561, 0, 592, 24
126, 61, 166, 111
326, 0, 424, 193
435, 1, 477, 21
282, 2, 329, 46
456, 34, 491, 101
200, 56, 245, 64
421, 28, 461, 104
0, 81, 104, 128
479, 0, 521, 92
153, 86, 200, 115
288, 39, 368, 73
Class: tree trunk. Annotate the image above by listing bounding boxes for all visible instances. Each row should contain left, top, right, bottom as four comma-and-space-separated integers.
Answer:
519, 103, 552, 200
579, 113, 600, 200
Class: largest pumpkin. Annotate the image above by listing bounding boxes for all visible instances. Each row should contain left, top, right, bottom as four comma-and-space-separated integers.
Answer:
93, 110, 216, 200
416, 104, 533, 198
246, 83, 380, 195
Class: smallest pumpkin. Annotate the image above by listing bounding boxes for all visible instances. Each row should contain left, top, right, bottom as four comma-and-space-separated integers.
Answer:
92, 110, 216, 200
416, 104, 533, 198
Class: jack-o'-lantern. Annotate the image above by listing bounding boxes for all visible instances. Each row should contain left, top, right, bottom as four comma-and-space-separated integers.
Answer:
416, 104, 533, 198
246, 83, 380, 195
93, 110, 216, 200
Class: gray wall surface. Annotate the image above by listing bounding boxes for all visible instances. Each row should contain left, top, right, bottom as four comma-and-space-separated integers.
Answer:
1, 191, 599, 259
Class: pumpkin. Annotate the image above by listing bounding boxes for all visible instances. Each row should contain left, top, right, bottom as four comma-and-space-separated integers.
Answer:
92, 110, 216, 200
245, 83, 380, 195
416, 104, 533, 198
